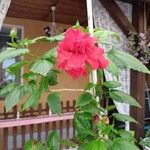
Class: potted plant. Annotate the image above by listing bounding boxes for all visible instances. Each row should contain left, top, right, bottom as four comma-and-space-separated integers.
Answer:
140, 131, 150, 150
0, 23, 150, 149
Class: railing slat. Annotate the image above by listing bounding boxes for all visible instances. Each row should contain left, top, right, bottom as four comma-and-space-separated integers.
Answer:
21, 125, 26, 148
3, 128, 8, 150
37, 104, 42, 140
13, 127, 17, 150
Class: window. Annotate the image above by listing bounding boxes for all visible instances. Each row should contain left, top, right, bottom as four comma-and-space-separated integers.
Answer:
0, 25, 23, 97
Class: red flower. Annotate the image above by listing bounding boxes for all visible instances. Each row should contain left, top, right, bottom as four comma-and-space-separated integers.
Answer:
57, 28, 109, 79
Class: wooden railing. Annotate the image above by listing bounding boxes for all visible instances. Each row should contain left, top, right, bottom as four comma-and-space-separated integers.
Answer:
0, 100, 76, 150
0, 100, 76, 119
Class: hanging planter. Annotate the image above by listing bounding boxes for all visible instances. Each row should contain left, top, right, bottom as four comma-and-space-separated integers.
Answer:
128, 32, 150, 64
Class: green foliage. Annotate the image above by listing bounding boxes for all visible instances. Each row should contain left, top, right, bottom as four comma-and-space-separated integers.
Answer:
112, 113, 137, 123
109, 90, 140, 107
21, 90, 40, 111
0, 83, 16, 96
106, 60, 120, 78
1, 25, 148, 150
94, 28, 120, 46
47, 92, 61, 115
76, 92, 93, 107
46, 131, 60, 150
107, 49, 150, 74
140, 137, 150, 148
7, 60, 29, 75
0, 48, 29, 64
103, 81, 121, 89
30, 59, 53, 76
5, 85, 27, 111
24, 140, 43, 150
112, 138, 140, 150
87, 140, 107, 150
74, 112, 94, 142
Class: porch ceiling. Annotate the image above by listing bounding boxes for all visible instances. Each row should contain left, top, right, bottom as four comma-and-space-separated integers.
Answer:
6, 0, 150, 25
6, 0, 88, 25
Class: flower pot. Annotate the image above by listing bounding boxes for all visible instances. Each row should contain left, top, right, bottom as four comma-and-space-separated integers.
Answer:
146, 74, 150, 88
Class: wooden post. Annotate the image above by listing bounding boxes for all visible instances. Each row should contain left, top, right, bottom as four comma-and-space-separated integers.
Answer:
130, 1, 146, 141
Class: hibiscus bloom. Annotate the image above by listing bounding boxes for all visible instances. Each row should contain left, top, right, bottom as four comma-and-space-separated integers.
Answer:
57, 28, 109, 79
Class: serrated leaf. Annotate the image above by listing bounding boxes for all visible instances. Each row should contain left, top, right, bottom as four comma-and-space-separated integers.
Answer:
24, 139, 43, 150
46, 131, 60, 150
81, 100, 99, 114
107, 49, 150, 74
42, 47, 57, 61
112, 138, 139, 150
47, 70, 58, 86
7, 60, 29, 75
74, 112, 92, 141
118, 130, 135, 142
106, 105, 116, 111
112, 113, 137, 123
30, 59, 53, 76
5, 85, 26, 111
103, 81, 121, 88
106, 60, 119, 78
0, 83, 16, 96
31, 34, 64, 44
84, 82, 95, 91
87, 140, 107, 150
76, 92, 93, 107
22, 91, 40, 111
23, 72, 37, 81
94, 28, 120, 45
47, 92, 61, 115
109, 90, 140, 107
0, 48, 29, 64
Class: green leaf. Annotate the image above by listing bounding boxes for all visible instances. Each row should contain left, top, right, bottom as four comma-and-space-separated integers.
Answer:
7, 60, 29, 75
46, 131, 60, 150
30, 59, 53, 76
87, 140, 107, 150
22, 90, 40, 111
109, 90, 140, 107
0, 83, 16, 96
74, 112, 93, 141
23, 72, 37, 81
118, 130, 135, 142
24, 140, 43, 150
47, 92, 61, 115
84, 82, 95, 91
81, 100, 99, 114
47, 70, 58, 86
31, 34, 64, 44
103, 81, 121, 89
4, 85, 26, 112
42, 47, 57, 63
0, 48, 29, 64
94, 28, 120, 45
10, 28, 17, 39
38, 77, 49, 94
112, 138, 140, 150
107, 49, 150, 74
106, 105, 116, 111
76, 92, 93, 107
106, 60, 119, 78
112, 113, 137, 123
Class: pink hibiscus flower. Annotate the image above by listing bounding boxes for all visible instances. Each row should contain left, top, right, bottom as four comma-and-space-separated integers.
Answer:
57, 28, 109, 79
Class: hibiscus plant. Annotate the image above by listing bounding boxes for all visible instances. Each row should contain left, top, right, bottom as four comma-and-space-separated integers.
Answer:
0, 23, 150, 150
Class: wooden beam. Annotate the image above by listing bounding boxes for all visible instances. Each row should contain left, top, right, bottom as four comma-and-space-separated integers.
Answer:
147, 26, 150, 42
130, 2, 145, 141
98, 0, 136, 36
0, 112, 74, 128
